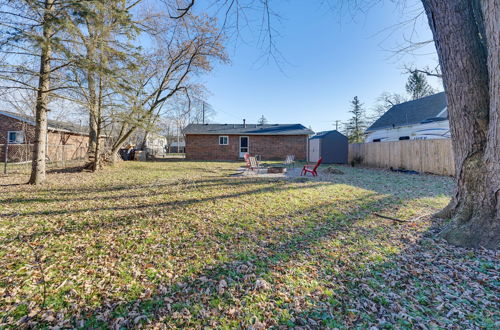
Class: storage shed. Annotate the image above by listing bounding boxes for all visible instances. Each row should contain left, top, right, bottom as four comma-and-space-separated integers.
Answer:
308, 130, 348, 164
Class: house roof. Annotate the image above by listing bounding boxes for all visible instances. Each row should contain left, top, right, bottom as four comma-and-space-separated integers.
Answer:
183, 123, 314, 136
310, 130, 346, 140
366, 92, 447, 132
0, 110, 92, 136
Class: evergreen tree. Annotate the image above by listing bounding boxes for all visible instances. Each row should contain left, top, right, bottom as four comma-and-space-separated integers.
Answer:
346, 96, 367, 143
0, 0, 85, 184
258, 115, 268, 125
405, 71, 435, 100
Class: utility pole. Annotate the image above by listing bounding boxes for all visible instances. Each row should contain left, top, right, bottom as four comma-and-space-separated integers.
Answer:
334, 120, 341, 131
202, 101, 205, 124
177, 120, 180, 154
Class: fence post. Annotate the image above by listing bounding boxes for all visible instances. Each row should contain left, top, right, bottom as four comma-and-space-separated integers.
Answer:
62, 145, 66, 167
4, 143, 8, 175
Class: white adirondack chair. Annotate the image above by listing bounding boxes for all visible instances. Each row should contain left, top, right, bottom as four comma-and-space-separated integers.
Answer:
284, 154, 295, 168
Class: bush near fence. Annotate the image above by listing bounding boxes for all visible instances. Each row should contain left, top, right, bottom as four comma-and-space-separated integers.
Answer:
348, 139, 455, 176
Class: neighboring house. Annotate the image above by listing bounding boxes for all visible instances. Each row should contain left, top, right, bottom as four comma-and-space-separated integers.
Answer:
167, 141, 185, 153
144, 133, 167, 156
183, 122, 314, 161
309, 130, 348, 164
365, 92, 450, 142
0, 110, 102, 163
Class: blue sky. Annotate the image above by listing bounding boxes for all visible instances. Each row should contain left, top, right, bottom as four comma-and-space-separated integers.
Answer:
201, 0, 442, 132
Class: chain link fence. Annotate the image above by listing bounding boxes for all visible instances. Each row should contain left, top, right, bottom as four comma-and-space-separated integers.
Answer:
1, 144, 87, 175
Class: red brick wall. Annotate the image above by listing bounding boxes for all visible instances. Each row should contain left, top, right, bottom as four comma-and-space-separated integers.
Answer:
0, 114, 35, 144
0, 113, 92, 162
185, 134, 308, 161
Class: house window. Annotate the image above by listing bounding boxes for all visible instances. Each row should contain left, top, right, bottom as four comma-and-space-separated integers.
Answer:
399, 136, 410, 140
7, 131, 24, 144
373, 139, 381, 142
219, 136, 228, 145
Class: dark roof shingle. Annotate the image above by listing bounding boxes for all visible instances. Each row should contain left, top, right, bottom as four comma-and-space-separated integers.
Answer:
183, 123, 314, 135
0, 110, 90, 135
310, 130, 345, 140
366, 92, 447, 132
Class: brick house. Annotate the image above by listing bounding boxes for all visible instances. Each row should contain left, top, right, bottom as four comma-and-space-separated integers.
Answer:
183, 123, 314, 161
0, 110, 103, 163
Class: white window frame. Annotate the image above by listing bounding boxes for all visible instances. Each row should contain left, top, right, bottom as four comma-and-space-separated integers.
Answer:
7, 131, 24, 144
218, 135, 229, 145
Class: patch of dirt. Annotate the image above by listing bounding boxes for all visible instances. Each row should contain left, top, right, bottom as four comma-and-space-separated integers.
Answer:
323, 166, 344, 174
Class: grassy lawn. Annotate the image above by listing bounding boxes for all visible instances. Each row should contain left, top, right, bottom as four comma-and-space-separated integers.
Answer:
0, 162, 497, 328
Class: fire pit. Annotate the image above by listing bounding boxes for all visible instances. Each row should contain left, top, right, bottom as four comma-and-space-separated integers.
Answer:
267, 166, 287, 174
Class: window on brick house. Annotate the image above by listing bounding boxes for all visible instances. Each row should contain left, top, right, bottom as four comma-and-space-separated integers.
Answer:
7, 131, 24, 144
219, 136, 228, 145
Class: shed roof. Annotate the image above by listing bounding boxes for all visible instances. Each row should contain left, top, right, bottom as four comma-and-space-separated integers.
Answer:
0, 110, 91, 135
310, 130, 346, 140
183, 123, 314, 136
366, 92, 447, 132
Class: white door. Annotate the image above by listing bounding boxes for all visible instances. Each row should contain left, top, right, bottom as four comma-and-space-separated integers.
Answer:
309, 138, 320, 162
239, 136, 249, 158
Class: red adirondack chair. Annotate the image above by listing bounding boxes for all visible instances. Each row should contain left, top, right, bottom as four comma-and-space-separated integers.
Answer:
301, 157, 323, 176
243, 153, 251, 168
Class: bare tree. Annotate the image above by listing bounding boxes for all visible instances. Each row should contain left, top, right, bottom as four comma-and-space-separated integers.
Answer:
368, 92, 407, 124
404, 64, 442, 79
107, 14, 227, 162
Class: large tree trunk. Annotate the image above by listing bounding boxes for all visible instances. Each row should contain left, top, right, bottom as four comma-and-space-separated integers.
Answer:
422, 0, 499, 249
87, 109, 99, 169
29, 0, 54, 185
86, 50, 100, 172
109, 124, 138, 164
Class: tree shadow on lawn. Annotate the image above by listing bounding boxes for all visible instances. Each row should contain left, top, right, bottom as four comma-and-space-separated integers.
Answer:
0, 177, 328, 217
0, 167, 453, 210
313, 165, 454, 198
75, 209, 492, 328
4, 168, 433, 252
0, 179, 333, 243
78, 197, 457, 328
293, 223, 498, 329
0, 176, 285, 204
13, 191, 450, 328
3, 169, 465, 328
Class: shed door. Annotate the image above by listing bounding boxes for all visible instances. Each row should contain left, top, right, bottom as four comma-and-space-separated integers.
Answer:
309, 139, 320, 162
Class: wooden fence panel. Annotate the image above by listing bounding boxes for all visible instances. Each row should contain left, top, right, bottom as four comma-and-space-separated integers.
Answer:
348, 139, 455, 176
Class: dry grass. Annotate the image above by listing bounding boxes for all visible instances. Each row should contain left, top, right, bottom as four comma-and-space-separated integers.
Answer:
0, 161, 497, 328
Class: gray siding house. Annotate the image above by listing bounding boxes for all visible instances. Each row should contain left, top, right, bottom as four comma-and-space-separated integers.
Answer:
365, 92, 450, 142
